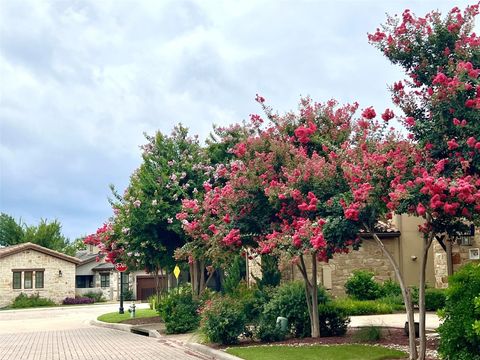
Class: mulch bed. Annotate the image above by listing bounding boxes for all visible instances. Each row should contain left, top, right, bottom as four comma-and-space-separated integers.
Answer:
121, 316, 162, 325
215, 327, 439, 360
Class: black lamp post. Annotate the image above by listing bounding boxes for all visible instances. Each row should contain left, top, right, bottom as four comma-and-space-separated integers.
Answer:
119, 271, 124, 314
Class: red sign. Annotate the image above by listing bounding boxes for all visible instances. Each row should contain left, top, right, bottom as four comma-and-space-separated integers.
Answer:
115, 263, 128, 272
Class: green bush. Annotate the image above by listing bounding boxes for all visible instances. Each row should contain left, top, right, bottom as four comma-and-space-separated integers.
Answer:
438, 263, 480, 360
345, 270, 383, 300
148, 294, 162, 310
425, 288, 446, 311
354, 326, 383, 342
122, 289, 134, 301
318, 303, 350, 337
157, 286, 200, 334
83, 291, 105, 303
200, 296, 246, 345
223, 255, 246, 295
381, 279, 402, 297
11, 293, 56, 308
334, 298, 397, 315
255, 321, 287, 342
262, 281, 329, 338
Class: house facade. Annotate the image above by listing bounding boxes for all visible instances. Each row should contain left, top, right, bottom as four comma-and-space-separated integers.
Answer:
0, 242, 80, 307
75, 245, 169, 301
248, 214, 479, 296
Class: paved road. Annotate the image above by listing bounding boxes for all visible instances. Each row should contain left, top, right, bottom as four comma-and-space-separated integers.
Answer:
0, 303, 208, 360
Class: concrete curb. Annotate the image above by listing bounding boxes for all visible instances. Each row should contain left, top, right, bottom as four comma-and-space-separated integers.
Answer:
182, 342, 243, 360
91, 320, 241, 359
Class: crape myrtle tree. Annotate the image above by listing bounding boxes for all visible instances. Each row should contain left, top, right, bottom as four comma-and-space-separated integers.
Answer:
369, 4, 480, 359
85, 125, 212, 297
182, 97, 378, 338
177, 119, 273, 296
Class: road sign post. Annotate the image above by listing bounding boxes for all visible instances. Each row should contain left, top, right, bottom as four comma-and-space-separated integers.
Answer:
115, 263, 128, 314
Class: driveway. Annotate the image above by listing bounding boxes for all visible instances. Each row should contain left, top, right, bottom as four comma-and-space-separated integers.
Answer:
0, 303, 208, 360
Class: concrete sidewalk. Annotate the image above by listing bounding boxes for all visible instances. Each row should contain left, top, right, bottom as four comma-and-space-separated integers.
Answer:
349, 312, 441, 331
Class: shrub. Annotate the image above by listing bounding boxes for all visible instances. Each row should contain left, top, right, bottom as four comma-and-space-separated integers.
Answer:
381, 279, 402, 297
148, 294, 162, 310
345, 270, 383, 300
334, 298, 396, 315
122, 289, 134, 301
157, 286, 200, 334
83, 291, 105, 303
255, 321, 287, 342
318, 303, 350, 337
425, 288, 446, 311
262, 281, 329, 338
62, 297, 94, 305
201, 296, 246, 345
438, 263, 480, 360
223, 255, 246, 295
11, 293, 56, 308
354, 326, 383, 342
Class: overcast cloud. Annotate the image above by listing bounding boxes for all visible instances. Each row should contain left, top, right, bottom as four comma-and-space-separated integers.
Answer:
0, 0, 470, 240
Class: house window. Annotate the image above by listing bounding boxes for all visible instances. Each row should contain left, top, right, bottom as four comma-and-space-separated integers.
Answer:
76, 275, 94, 288
24, 271, 33, 289
100, 273, 110, 287
13, 272, 21, 289
35, 271, 44, 288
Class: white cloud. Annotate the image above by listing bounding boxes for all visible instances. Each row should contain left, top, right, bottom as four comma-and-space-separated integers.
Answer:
0, 0, 468, 238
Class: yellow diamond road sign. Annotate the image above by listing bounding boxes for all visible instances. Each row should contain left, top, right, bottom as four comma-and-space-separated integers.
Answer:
173, 265, 181, 279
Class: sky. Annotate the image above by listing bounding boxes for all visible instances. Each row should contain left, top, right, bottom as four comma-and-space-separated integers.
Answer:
0, 0, 473, 241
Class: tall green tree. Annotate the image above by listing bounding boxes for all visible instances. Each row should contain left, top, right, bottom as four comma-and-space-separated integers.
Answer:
0, 213, 24, 246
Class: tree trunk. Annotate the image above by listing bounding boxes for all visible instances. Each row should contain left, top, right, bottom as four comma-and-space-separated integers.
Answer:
418, 233, 434, 360
199, 260, 206, 294
153, 266, 160, 298
445, 238, 453, 276
310, 253, 320, 338
296, 254, 320, 338
366, 223, 418, 359
189, 261, 195, 294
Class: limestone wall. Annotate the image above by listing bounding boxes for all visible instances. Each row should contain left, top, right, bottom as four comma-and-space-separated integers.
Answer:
433, 230, 480, 288
0, 249, 76, 307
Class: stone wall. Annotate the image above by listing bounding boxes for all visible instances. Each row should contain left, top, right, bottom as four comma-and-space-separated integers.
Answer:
0, 249, 76, 307
278, 238, 399, 297
433, 229, 480, 288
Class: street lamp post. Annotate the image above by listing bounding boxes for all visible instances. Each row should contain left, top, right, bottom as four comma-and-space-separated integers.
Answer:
115, 263, 128, 314
119, 271, 124, 314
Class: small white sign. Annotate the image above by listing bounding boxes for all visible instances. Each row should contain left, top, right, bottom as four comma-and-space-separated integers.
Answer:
469, 248, 480, 260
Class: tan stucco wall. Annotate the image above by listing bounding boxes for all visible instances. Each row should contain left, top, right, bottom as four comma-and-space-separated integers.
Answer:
393, 214, 435, 287
0, 249, 76, 307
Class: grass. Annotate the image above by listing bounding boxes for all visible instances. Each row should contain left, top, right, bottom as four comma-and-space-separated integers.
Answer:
227, 344, 407, 360
97, 309, 158, 323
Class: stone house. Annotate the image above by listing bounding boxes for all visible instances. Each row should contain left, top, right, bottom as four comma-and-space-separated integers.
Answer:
248, 214, 480, 296
0, 242, 80, 307
75, 245, 168, 302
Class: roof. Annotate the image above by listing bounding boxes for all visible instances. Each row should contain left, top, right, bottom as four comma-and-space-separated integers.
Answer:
0, 242, 81, 264
75, 250, 100, 265
91, 262, 115, 272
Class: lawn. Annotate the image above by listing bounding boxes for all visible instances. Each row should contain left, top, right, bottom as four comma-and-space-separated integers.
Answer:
226, 344, 407, 360
97, 309, 158, 323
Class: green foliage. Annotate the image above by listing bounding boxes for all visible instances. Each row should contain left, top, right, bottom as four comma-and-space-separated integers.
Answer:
157, 286, 200, 334
345, 270, 383, 300
122, 289, 134, 301
200, 296, 246, 345
438, 263, 480, 360
474, 296, 480, 336
318, 303, 350, 337
82, 291, 105, 303
333, 298, 400, 316
425, 288, 446, 311
262, 281, 329, 338
0, 213, 24, 246
222, 255, 246, 294
381, 279, 402, 297
10, 293, 56, 308
257, 255, 281, 289
255, 321, 287, 342
147, 294, 162, 310
0, 213, 73, 255
353, 326, 383, 342
97, 309, 157, 323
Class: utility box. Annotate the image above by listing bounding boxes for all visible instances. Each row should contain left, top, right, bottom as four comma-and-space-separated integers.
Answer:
276, 317, 288, 332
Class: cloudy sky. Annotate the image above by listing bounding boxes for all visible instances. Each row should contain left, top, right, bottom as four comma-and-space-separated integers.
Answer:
0, 0, 471, 240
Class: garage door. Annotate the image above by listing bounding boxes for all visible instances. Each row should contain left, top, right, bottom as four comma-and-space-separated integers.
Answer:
136, 276, 167, 301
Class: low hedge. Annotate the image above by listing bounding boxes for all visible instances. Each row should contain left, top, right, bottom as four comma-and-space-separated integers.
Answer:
333, 298, 400, 315
63, 297, 95, 305
10, 293, 56, 308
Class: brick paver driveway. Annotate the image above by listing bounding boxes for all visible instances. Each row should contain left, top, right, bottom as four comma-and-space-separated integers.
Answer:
0, 304, 208, 360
